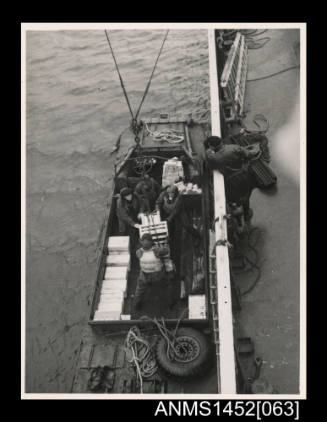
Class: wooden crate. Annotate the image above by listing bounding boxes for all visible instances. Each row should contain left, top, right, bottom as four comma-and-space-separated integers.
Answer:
139, 221, 168, 244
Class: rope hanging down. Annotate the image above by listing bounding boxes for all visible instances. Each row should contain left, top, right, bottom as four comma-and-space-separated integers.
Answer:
104, 29, 135, 120
104, 29, 169, 123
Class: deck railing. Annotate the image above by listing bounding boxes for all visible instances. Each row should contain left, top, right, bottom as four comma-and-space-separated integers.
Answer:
208, 29, 237, 394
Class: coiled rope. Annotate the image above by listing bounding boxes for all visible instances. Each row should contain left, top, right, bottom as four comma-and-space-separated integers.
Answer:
145, 122, 184, 144
125, 326, 158, 393
125, 309, 187, 392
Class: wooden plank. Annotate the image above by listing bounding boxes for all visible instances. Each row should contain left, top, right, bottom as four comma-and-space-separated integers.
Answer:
208, 29, 237, 394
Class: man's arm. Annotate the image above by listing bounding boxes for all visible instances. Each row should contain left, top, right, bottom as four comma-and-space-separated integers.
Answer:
153, 244, 170, 258
117, 200, 137, 227
238, 145, 259, 159
136, 248, 143, 259
167, 195, 183, 222
155, 191, 165, 210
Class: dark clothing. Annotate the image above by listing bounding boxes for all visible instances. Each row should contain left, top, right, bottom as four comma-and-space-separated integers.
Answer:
116, 194, 140, 234
134, 244, 175, 307
155, 190, 183, 222
134, 271, 175, 308
134, 177, 161, 213
205, 143, 258, 207
205, 144, 256, 176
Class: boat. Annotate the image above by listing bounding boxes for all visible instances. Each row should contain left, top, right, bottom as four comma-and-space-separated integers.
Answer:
71, 29, 275, 395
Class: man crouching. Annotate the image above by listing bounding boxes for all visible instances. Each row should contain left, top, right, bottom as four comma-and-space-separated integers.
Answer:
134, 233, 176, 311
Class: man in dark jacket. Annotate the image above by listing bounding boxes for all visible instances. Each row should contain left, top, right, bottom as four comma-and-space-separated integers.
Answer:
155, 184, 183, 224
134, 174, 161, 213
116, 187, 141, 235
204, 136, 259, 175
204, 136, 259, 220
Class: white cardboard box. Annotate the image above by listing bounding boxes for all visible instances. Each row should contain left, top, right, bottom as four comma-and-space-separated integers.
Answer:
104, 266, 128, 280
97, 301, 123, 312
106, 253, 130, 268
120, 314, 131, 320
99, 291, 124, 301
188, 294, 206, 319
94, 310, 121, 321
108, 236, 130, 252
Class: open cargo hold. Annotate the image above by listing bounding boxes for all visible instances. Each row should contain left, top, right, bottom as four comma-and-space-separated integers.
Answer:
88, 116, 211, 327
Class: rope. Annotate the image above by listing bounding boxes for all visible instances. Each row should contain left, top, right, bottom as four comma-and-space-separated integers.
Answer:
245, 37, 271, 49
135, 30, 169, 120
241, 113, 269, 135
104, 30, 135, 120
139, 310, 188, 361
247, 65, 300, 82
104, 29, 169, 145
145, 122, 184, 144
125, 326, 158, 393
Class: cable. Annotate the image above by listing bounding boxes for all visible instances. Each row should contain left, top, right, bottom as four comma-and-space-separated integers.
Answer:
104, 30, 135, 120
247, 65, 300, 82
135, 30, 169, 120
104, 29, 169, 144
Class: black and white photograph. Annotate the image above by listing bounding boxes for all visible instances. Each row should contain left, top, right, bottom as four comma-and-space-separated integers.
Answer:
21, 22, 305, 399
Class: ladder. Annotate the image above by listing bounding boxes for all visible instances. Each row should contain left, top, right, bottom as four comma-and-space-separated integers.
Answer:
209, 231, 220, 386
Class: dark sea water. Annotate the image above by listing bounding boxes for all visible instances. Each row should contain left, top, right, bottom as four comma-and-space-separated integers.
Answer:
25, 29, 210, 392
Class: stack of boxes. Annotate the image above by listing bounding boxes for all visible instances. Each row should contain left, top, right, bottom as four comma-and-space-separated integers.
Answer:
188, 294, 206, 319
93, 236, 130, 321
161, 158, 184, 187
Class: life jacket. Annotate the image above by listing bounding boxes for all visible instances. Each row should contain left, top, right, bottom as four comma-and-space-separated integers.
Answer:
139, 248, 163, 273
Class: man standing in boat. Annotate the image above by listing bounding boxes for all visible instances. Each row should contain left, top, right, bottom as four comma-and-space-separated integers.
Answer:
134, 233, 175, 310
155, 184, 183, 233
116, 187, 141, 235
134, 174, 161, 213
204, 135, 260, 221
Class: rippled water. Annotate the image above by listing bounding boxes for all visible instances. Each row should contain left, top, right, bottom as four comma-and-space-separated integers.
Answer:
25, 29, 210, 392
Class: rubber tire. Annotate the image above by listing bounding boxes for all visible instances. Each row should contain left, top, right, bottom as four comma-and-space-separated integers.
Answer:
155, 327, 212, 379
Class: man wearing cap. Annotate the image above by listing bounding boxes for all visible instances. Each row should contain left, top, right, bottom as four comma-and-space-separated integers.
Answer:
116, 187, 142, 235
134, 233, 175, 310
204, 136, 259, 175
134, 174, 161, 213
155, 184, 183, 224
204, 136, 259, 221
